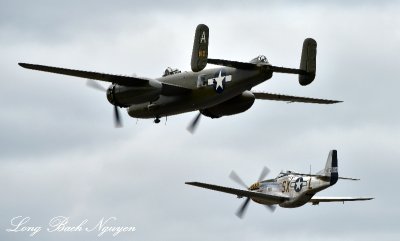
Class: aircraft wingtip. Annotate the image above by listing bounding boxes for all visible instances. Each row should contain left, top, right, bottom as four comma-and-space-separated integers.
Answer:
18, 63, 27, 68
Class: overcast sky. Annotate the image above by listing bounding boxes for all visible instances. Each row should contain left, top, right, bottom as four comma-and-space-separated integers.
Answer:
1, 1, 399, 241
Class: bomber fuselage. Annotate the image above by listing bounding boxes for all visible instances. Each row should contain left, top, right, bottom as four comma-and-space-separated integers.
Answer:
122, 66, 272, 118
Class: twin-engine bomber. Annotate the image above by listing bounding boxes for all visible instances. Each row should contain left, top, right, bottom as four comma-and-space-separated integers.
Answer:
186, 150, 373, 218
19, 24, 341, 132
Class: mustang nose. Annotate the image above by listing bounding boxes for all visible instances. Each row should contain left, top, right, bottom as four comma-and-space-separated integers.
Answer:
249, 182, 260, 190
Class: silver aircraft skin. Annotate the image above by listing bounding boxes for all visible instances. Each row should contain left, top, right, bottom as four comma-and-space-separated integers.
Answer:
19, 24, 340, 130
186, 150, 373, 218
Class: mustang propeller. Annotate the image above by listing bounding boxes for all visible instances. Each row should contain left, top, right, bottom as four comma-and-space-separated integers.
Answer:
229, 166, 276, 218
86, 79, 122, 127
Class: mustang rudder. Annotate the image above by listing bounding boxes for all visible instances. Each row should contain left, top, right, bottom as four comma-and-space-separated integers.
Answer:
317, 150, 339, 185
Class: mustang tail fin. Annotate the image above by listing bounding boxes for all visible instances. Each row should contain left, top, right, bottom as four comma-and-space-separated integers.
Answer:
299, 38, 317, 86
317, 150, 339, 186
191, 24, 209, 72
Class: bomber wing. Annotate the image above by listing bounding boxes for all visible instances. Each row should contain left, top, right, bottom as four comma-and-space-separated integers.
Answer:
185, 182, 288, 204
309, 197, 373, 205
19, 63, 151, 86
252, 92, 342, 104
19, 63, 191, 95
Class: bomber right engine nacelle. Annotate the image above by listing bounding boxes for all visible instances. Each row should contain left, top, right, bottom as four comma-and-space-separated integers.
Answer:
299, 38, 317, 86
200, 91, 255, 118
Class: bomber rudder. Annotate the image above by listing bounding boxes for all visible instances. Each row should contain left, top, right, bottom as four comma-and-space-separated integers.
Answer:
191, 24, 209, 72
299, 38, 317, 86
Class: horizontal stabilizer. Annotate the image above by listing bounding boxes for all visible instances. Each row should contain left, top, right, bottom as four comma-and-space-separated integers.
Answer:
289, 172, 360, 181
252, 92, 342, 104
208, 58, 257, 70
208, 58, 307, 75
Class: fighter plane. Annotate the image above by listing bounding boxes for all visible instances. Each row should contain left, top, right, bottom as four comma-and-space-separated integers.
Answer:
186, 150, 373, 218
19, 24, 341, 132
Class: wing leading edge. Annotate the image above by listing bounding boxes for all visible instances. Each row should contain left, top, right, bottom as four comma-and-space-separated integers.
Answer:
310, 197, 373, 205
19, 63, 191, 95
185, 182, 288, 204
19, 63, 152, 87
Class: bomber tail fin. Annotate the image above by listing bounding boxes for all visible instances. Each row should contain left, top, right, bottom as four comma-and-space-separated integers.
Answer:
191, 24, 209, 72
299, 38, 317, 86
317, 150, 339, 186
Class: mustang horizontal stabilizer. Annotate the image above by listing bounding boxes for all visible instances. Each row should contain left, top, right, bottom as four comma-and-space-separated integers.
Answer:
19, 63, 153, 87
289, 172, 359, 180
252, 92, 342, 104
310, 197, 373, 205
185, 182, 288, 203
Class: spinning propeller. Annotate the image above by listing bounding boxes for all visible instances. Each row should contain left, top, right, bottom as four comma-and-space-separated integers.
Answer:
229, 167, 276, 218
187, 111, 202, 134
86, 79, 122, 127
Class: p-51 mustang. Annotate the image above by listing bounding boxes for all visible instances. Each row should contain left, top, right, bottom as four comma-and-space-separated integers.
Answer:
186, 150, 373, 218
19, 24, 341, 132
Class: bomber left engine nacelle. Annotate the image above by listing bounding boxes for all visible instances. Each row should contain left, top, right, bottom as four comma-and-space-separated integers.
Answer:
107, 81, 162, 107
201, 91, 255, 118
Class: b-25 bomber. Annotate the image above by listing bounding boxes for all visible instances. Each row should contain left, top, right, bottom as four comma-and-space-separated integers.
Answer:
19, 24, 341, 132
186, 150, 373, 218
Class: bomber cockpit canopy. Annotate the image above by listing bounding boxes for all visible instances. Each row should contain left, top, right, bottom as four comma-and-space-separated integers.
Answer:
163, 67, 181, 77
276, 170, 294, 178
250, 55, 269, 64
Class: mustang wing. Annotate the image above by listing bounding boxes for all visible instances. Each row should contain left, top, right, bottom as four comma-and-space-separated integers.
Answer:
310, 197, 373, 205
252, 92, 342, 104
186, 182, 288, 204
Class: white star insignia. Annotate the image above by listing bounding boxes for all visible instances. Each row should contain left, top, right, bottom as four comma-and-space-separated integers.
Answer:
206, 70, 232, 92
214, 71, 225, 90
295, 179, 302, 189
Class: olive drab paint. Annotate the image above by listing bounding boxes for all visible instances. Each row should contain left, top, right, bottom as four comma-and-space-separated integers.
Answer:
191, 24, 209, 72
19, 24, 341, 129
299, 38, 317, 86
